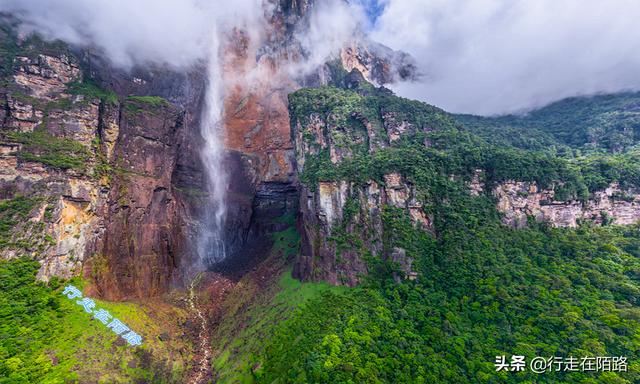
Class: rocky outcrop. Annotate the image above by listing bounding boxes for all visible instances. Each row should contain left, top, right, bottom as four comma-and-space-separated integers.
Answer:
296, 173, 427, 285
0, 48, 105, 280
390, 247, 418, 282
13, 54, 81, 100
340, 40, 418, 86
292, 95, 431, 285
494, 181, 640, 228
0, 32, 200, 300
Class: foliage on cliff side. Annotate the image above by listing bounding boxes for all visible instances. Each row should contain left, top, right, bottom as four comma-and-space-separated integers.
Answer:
4, 130, 91, 171
248, 86, 640, 383
293, 87, 640, 202
0, 196, 41, 249
67, 81, 118, 105
124, 95, 171, 115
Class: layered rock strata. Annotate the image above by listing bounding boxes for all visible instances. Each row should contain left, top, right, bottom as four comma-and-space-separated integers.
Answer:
493, 181, 640, 228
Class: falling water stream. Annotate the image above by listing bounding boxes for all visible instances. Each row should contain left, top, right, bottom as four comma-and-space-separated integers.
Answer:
197, 31, 228, 267
188, 31, 229, 384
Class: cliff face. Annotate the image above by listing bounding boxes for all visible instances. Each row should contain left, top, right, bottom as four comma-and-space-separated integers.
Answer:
289, 88, 434, 284
468, 168, 640, 228
288, 86, 640, 285
493, 181, 640, 228
0, 47, 104, 280
0, 31, 198, 299
295, 173, 429, 285
213, 0, 417, 262
94, 100, 187, 299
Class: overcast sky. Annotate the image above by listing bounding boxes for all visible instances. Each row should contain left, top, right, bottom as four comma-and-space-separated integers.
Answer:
2, 0, 639, 115
371, 0, 640, 115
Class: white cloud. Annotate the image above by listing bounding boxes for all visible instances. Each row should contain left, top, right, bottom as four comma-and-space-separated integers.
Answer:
371, 0, 640, 115
0, 0, 264, 69
1, 0, 368, 81
291, 0, 367, 76
5, 0, 634, 116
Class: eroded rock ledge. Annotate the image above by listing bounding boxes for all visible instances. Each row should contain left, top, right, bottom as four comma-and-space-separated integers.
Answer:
493, 181, 640, 228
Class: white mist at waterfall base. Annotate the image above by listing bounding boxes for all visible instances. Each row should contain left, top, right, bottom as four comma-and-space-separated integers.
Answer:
197, 31, 228, 267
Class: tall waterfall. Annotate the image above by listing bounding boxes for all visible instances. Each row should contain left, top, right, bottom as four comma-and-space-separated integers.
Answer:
197, 32, 228, 266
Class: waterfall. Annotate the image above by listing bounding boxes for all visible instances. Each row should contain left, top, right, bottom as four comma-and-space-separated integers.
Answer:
197, 32, 228, 266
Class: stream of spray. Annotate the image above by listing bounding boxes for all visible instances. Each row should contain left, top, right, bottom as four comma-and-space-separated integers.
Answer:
197, 31, 228, 267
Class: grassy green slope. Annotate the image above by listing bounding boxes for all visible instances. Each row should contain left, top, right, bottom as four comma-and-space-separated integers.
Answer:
210, 221, 349, 383
212, 270, 342, 383
0, 258, 190, 384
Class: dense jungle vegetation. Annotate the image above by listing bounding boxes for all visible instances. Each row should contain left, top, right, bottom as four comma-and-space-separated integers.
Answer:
257, 196, 640, 383
246, 87, 640, 383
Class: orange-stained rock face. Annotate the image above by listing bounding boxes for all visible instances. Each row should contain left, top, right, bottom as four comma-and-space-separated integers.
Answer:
220, 30, 299, 184
216, 10, 418, 186
223, 84, 295, 182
